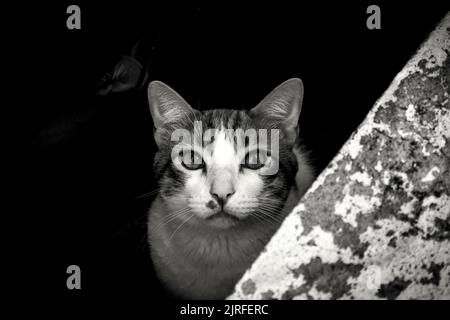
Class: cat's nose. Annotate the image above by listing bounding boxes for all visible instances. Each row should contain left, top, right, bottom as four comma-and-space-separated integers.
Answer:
210, 188, 235, 208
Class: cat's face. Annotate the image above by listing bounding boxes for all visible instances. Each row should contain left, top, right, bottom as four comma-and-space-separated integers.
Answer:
149, 79, 303, 229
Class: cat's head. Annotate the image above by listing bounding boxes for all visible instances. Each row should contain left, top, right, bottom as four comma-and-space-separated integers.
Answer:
148, 79, 304, 229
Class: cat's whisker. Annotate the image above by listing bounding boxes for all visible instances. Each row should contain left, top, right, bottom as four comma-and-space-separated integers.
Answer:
259, 203, 284, 209
258, 205, 285, 216
258, 200, 286, 212
138, 230, 150, 254
257, 196, 283, 203
256, 202, 283, 212
260, 206, 286, 217
252, 209, 276, 223
255, 207, 285, 225
165, 209, 190, 223
248, 211, 265, 223
136, 188, 161, 199
255, 214, 280, 226
152, 207, 191, 231
249, 211, 274, 225
155, 207, 190, 225
168, 213, 195, 243
255, 215, 279, 227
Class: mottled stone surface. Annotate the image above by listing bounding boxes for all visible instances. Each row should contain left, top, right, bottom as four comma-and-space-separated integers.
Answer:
229, 13, 450, 300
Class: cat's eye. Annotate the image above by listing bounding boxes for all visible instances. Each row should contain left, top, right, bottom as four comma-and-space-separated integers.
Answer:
242, 150, 267, 170
180, 150, 205, 170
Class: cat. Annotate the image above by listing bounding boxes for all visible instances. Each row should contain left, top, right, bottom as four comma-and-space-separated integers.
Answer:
147, 78, 315, 299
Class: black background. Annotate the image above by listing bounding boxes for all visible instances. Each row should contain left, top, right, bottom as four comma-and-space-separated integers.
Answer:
15, 0, 449, 308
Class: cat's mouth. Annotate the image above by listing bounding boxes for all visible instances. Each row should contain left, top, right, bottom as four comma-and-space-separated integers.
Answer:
204, 210, 242, 228
206, 210, 240, 221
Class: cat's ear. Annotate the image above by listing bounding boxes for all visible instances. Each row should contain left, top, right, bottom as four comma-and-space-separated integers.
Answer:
249, 78, 304, 144
147, 81, 193, 128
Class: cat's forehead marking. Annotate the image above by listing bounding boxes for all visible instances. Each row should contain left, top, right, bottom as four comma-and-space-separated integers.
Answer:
210, 128, 238, 167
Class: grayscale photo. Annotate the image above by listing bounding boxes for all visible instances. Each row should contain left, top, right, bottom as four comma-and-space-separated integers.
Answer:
15, 1, 450, 317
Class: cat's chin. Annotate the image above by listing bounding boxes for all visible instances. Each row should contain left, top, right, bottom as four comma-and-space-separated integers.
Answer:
204, 211, 242, 229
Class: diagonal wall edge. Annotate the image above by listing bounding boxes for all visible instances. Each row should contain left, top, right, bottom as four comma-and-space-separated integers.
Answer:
229, 12, 450, 300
